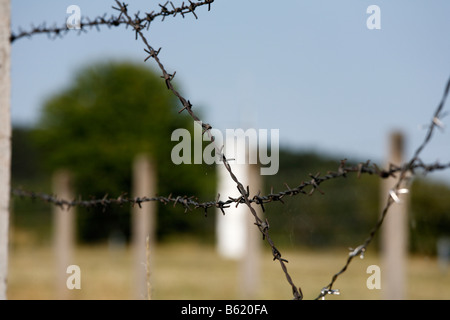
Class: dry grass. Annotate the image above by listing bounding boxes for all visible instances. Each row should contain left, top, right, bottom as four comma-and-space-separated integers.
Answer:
7, 240, 450, 300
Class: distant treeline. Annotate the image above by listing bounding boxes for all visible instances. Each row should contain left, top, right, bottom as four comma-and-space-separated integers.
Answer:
11, 127, 450, 255
264, 149, 450, 255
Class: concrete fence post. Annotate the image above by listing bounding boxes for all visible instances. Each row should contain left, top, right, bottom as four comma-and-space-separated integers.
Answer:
132, 154, 157, 299
53, 169, 76, 299
0, 0, 11, 300
381, 131, 409, 300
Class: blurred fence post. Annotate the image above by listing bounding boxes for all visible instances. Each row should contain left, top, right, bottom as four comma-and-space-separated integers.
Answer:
0, 0, 11, 300
132, 154, 157, 300
216, 135, 261, 298
216, 160, 248, 260
53, 169, 76, 299
239, 163, 263, 299
381, 131, 409, 300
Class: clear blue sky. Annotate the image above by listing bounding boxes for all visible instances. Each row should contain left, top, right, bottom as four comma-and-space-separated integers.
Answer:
10, 0, 450, 182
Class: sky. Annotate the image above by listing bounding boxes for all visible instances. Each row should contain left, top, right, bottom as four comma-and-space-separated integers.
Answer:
9, 0, 450, 182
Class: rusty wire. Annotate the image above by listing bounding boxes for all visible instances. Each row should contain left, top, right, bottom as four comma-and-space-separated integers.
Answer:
11, 159, 450, 213
101, 0, 302, 299
11, 0, 303, 299
10, 0, 214, 43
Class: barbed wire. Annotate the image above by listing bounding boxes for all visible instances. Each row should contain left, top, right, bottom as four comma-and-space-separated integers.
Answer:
11, 159, 450, 213
10, 0, 214, 43
314, 75, 450, 300
11, 0, 303, 299
104, 0, 302, 300
10, 0, 450, 300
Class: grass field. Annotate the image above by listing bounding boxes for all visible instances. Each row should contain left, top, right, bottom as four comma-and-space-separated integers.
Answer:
7, 238, 450, 300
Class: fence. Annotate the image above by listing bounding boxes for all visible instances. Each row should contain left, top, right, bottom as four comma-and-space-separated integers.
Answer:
3, 0, 450, 300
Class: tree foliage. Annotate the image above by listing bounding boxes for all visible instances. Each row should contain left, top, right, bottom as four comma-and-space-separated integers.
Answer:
32, 61, 216, 242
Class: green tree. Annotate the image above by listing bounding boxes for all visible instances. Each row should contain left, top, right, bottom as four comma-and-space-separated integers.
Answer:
33, 61, 216, 243
409, 178, 450, 255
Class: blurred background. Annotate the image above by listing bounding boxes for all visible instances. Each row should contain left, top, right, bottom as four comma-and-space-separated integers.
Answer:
7, 0, 450, 299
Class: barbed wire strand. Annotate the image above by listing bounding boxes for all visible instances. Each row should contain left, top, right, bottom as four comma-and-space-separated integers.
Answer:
112, 0, 307, 300
12, 160, 450, 213
10, 0, 303, 299
314, 75, 450, 300
10, 0, 214, 43
107, 2, 449, 299
11, 0, 304, 300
